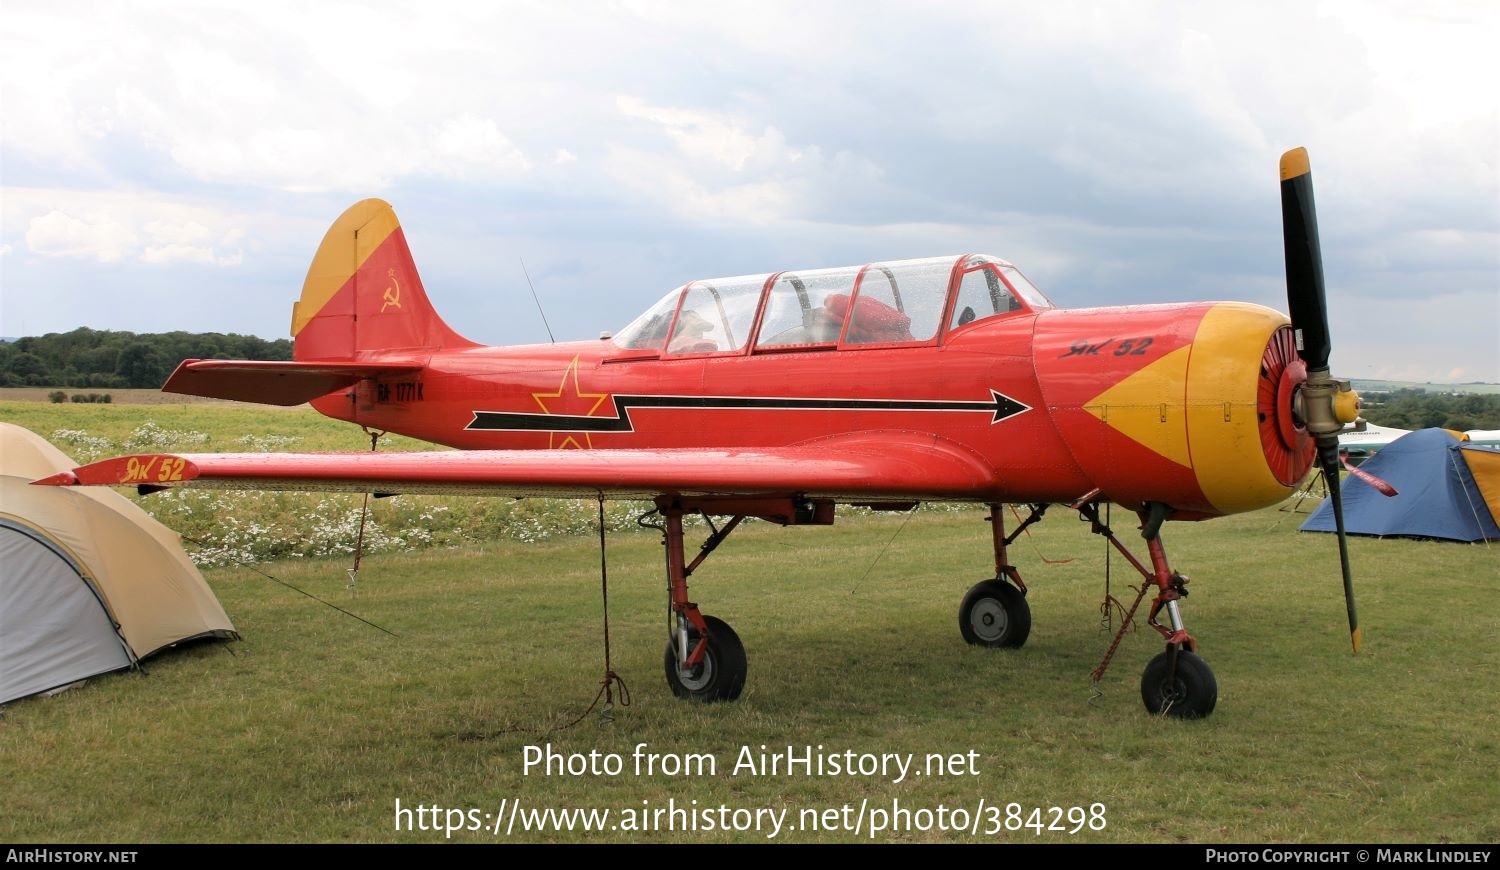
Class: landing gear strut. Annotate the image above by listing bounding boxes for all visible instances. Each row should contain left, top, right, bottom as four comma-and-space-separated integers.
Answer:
647, 496, 834, 703
957, 503, 1038, 648
1074, 495, 1219, 719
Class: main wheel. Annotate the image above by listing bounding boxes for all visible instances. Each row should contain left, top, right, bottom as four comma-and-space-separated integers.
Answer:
664, 615, 747, 702
958, 580, 1031, 648
1140, 648, 1218, 718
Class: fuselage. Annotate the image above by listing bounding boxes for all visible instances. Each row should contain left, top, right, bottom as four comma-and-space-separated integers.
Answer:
314, 293, 1312, 520
270, 205, 1318, 520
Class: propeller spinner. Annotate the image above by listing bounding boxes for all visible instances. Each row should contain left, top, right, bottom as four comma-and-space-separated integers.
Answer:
1279, 147, 1365, 652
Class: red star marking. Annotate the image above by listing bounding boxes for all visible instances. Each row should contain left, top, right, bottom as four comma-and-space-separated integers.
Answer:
531, 356, 610, 449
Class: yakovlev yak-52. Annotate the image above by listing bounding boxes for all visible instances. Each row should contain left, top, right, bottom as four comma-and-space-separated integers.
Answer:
38, 148, 1368, 718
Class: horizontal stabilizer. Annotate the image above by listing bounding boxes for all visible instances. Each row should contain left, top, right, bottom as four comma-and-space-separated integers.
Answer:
161, 359, 424, 406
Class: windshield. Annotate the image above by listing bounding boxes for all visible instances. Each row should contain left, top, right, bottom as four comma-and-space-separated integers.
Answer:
613, 287, 683, 350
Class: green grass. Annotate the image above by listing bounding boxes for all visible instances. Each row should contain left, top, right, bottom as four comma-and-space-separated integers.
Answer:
2, 506, 1496, 843
1, 401, 1497, 843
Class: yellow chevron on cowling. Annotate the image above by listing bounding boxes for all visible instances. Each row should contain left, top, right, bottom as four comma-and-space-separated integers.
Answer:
1082, 345, 1193, 467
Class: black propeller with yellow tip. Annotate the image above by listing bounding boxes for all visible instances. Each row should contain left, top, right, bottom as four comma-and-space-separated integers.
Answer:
1279, 147, 1366, 653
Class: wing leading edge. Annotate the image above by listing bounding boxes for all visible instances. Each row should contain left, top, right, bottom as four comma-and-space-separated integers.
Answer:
35, 434, 1000, 502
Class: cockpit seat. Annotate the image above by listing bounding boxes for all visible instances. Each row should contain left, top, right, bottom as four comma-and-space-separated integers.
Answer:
824, 293, 913, 343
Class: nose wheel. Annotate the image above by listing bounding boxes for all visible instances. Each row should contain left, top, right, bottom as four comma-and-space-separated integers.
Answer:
1140, 646, 1218, 718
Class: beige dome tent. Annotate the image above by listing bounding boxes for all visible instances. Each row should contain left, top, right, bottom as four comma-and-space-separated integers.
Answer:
0, 422, 237, 705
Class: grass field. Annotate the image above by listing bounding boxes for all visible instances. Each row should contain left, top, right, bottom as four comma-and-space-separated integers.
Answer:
1, 398, 1497, 844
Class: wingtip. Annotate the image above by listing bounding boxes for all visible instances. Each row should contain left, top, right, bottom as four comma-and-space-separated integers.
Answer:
31, 471, 79, 486
53, 454, 199, 487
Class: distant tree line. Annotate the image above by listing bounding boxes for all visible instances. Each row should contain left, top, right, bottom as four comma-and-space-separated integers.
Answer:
1361, 389, 1500, 432
0, 328, 291, 388
3, 329, 1496, 432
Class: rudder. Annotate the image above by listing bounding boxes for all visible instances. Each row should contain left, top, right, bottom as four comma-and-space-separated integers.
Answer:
291, 199, 476, 360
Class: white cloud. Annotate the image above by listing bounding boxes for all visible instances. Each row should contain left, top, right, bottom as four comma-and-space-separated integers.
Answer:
0, 8, 119, 173
606, 96, 894, 223
10, 190, 251, 267
2, 4, 545, 194
428, 114, 533, 179
26, 210, 138, 262
617, 96, 773, 171
140, 220, 245, 266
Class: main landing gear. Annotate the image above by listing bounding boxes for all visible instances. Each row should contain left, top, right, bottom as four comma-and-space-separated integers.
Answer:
956, 500, 1218, 719
644, 496, 833, 703
957, 503, 1040, 648
644, 494, 1217, 717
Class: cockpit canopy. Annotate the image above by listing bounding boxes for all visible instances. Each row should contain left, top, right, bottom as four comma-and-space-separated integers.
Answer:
613, 255, 1052, 355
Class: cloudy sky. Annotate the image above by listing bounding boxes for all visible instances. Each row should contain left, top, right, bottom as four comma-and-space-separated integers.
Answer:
2, 0, 1496, 383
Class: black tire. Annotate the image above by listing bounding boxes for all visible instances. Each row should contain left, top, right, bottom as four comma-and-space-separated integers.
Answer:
664, 615, 747, 702
1140, 647, 1218, 718
958, 580, 1032, 648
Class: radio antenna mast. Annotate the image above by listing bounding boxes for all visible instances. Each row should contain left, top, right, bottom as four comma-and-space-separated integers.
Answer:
520, 258, 556, 344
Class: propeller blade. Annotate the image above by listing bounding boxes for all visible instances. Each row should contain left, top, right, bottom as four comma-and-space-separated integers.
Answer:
1320, 442, 1361, 652
1280, 147, 1331, 371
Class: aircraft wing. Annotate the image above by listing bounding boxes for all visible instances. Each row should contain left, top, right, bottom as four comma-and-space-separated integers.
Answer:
35, 434, 998, 502
162, 359, 426, 406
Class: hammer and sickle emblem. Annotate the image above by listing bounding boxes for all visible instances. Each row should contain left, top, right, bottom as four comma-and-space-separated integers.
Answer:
381, 267, 402, 312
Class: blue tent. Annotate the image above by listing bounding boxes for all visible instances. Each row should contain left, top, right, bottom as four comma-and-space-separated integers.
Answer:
1301, 428, 1500, 543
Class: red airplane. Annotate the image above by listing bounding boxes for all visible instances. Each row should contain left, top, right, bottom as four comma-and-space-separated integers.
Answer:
38, 147, 1365, 718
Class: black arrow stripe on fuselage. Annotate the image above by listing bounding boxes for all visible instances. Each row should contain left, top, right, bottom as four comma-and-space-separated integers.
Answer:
465, 391, 1030, 433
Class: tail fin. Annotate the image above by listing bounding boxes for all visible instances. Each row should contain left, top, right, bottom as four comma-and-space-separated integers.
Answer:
292, 199, 477, 361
